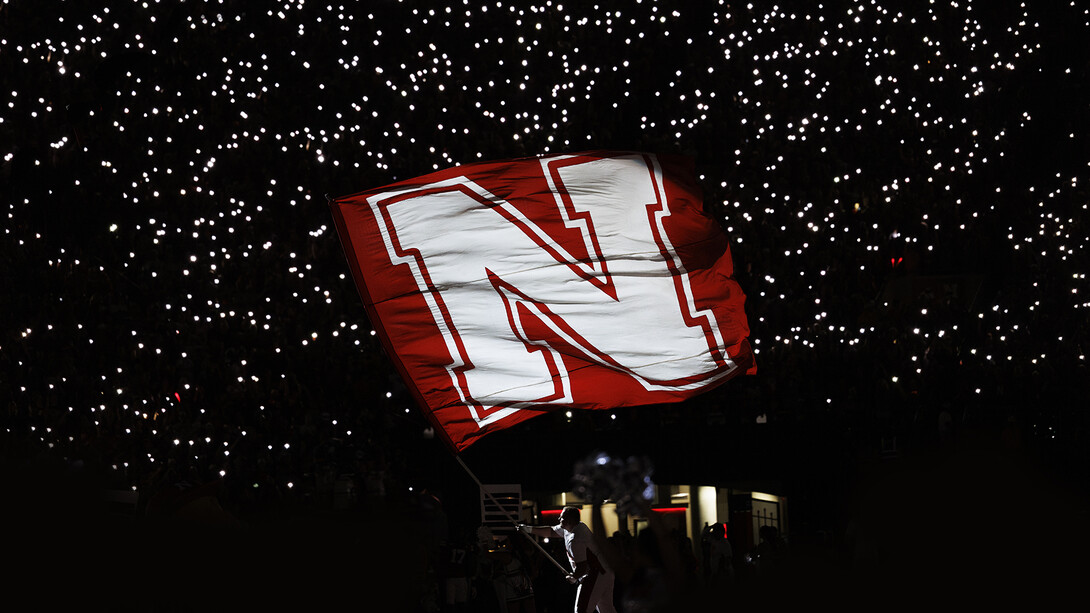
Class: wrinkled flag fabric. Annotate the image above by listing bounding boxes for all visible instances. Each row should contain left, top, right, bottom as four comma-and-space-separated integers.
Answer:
330, 151, 755, 451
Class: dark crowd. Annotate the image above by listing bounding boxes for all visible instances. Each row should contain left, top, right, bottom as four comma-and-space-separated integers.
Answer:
3, 1, 1090, 610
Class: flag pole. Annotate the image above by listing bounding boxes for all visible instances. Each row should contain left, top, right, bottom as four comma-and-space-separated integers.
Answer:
454, 454, 571, 575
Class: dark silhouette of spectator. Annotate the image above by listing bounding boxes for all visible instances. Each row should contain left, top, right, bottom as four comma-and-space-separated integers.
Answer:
704, 522, 735, 589
440, 531, 475, 613
753, 525, 787, 583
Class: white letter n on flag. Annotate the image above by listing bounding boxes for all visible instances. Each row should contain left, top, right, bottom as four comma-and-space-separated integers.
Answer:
331, 152, 754, 451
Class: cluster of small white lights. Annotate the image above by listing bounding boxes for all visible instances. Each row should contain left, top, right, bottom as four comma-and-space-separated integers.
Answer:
2, 0, 1087, 496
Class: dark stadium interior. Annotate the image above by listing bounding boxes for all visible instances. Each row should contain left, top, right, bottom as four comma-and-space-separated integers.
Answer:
3, 1, 1089, 609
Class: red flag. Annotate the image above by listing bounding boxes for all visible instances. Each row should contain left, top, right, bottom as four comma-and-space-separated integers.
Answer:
330, 151, 755, 451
